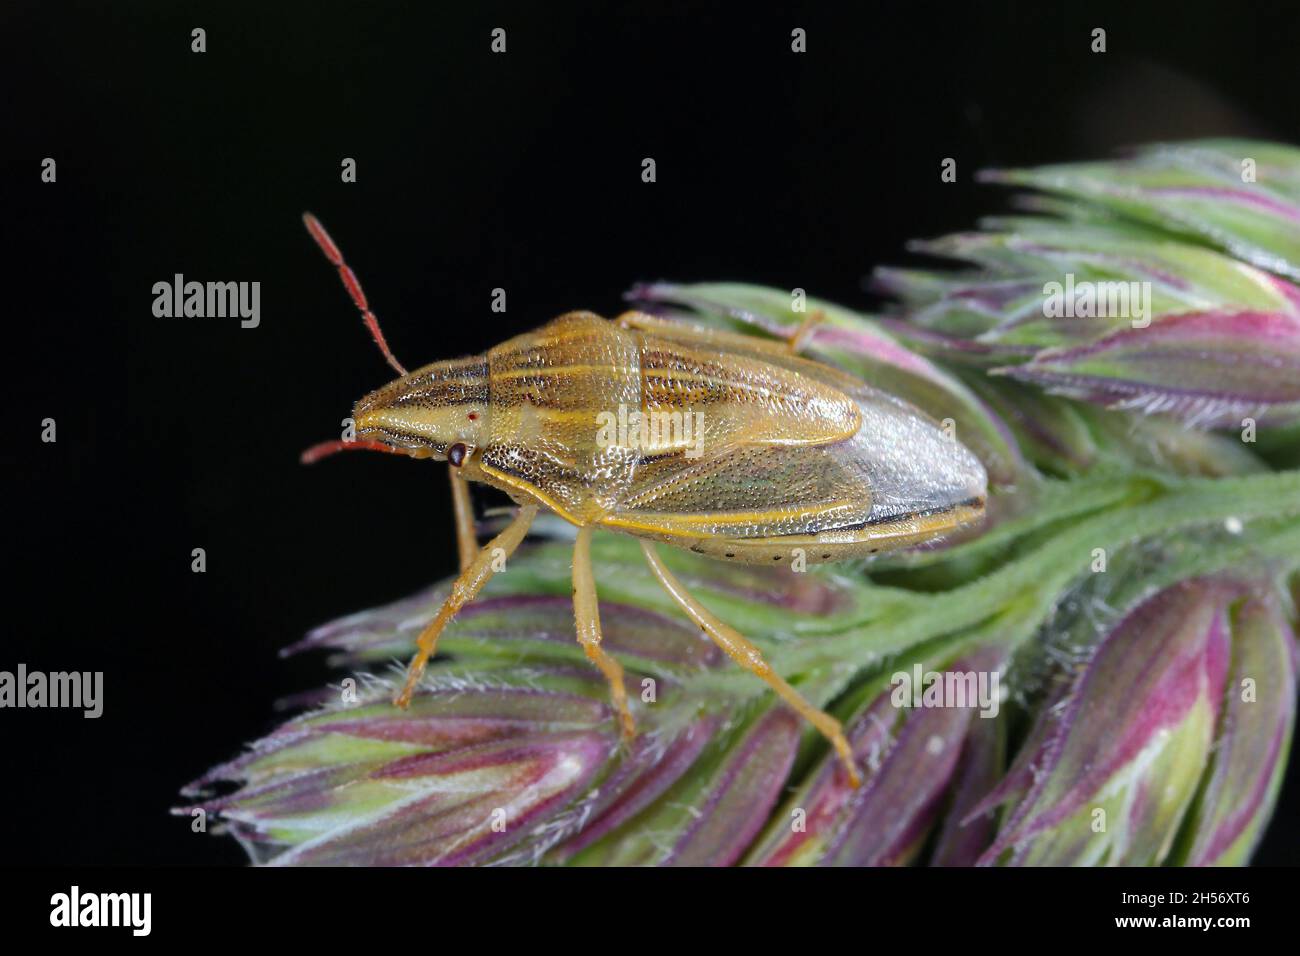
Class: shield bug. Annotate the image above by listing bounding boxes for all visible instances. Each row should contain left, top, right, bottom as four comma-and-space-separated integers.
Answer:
301, 214, 987, 787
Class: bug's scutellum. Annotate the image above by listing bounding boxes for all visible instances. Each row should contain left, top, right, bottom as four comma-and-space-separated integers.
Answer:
302, 214, 988, 789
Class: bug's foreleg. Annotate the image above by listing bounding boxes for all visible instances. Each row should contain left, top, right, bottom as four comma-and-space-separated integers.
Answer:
573, 526, 636, 739
448, 466, 478, 572
393, 504, 538, 708
638, 540, 862, 788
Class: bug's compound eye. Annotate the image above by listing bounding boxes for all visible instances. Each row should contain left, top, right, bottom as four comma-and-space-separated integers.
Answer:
448, 442, 468, 467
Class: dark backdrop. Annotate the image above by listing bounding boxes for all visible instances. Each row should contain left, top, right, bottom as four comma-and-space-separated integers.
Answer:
5, 1, 1298, 864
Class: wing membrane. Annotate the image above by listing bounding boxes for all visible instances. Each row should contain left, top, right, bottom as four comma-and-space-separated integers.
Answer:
478, 313, 987, 537
607, 388, 987, 540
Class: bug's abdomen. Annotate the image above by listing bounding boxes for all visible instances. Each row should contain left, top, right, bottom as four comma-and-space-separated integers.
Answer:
604, 382, 986, 548
475, 312, 984, 549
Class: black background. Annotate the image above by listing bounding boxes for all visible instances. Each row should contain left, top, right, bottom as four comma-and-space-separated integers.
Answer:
4, 1, 1298, 866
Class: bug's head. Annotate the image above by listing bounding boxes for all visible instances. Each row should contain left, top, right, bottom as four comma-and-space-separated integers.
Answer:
352, 355, 490, 463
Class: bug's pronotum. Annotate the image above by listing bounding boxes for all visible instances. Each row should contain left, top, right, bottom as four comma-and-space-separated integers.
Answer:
301, 214, 987, 787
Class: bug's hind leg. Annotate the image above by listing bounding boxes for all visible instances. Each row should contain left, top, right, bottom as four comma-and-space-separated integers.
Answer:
786, 308, 825, 354
639, 540, 861, 788
393, 505, 538, 708
448, 466, 478, 572
573, 526, 636, 739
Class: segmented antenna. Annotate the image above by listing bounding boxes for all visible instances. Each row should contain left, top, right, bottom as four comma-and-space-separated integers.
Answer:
302, 212, 408, 376
299, 439, 411, 465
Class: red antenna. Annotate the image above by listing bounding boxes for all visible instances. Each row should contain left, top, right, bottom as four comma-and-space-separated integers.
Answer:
302, 212, 408, 377
301, 213, 413, 465
300, 438, 411, 465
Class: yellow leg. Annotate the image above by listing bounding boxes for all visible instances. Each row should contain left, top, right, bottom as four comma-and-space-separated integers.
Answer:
573, 526, 635, 739
787, 308, 825, 354
639, 540, 861, 787
448, 466, 477, 572
616, 308, 825, 358
393, 505, 538, 708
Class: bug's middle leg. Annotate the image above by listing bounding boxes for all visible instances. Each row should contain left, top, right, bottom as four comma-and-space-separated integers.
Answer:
639, 540, 862, 787
393, 504, 538, 708
573, 526, 635, 739
615, 307, 823, 355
